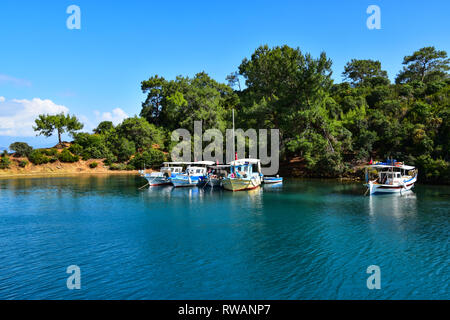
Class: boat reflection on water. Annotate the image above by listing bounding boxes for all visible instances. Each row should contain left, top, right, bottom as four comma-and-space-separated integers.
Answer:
146, 185, 206, 202
148, 185, 173, 196
368, 190, 417, 220
169, 185, 205, 202
226, 187, 264, 212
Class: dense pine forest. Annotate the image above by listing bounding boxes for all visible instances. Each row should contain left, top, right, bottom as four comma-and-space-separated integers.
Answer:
2, 45, 449, 184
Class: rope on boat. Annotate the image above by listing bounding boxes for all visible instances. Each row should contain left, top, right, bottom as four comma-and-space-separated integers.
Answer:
138, 182, 149, 189
202, 177, 211, 189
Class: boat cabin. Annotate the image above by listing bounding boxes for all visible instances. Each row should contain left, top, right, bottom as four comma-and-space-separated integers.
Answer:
185, 166, 208, 176
184, 161, 215, 176
378, 171, 403, 185
228, 159, 261, 179
161, 162, 184, 175
161, 166, 183, 174
366, 163, 416, 185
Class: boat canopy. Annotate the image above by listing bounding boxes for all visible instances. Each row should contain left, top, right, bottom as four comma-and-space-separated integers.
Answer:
228, 158, 261, 166
193, 161, 216, 166
185, 166, 208, 175
163, 161, 215, 166
208, 165, 230, 169
163, 161, 192, 165
367, 164, 415, 170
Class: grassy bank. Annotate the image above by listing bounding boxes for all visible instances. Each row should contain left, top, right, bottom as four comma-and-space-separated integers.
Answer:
0, 155, 146, 178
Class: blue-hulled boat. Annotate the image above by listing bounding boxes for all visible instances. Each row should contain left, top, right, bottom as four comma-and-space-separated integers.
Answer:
140, 162, 183, 186
170, 161, 215, 187
263, 176, 283, 184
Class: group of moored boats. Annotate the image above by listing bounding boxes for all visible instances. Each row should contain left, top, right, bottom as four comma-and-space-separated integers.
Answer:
139, 158, 283, 191
139, 158, 418, 195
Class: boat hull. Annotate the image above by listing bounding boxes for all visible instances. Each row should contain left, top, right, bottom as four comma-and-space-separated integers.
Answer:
222, 177, 261, 191
263, 177, 283, 184
171, 176, 205, 188
145, 176, 171, 186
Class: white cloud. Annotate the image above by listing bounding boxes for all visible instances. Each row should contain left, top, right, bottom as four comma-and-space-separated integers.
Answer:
0, 74, 32, 87
78, 114, 95, 132
0, 96, 5, 103
94, 107, 128, 126
0, 97, 69, 136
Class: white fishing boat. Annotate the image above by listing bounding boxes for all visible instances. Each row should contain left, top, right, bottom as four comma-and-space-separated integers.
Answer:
222, 159, 263, 191
140, 162, 183, 186
170, 161, 214, 187
221, 110, 263, 191
364, 160, 418, 195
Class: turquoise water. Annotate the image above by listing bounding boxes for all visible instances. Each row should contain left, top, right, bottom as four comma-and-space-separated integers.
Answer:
0, 175, 448, 300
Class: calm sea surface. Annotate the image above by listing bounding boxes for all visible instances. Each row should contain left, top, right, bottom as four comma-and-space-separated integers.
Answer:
0, 175, 448, 299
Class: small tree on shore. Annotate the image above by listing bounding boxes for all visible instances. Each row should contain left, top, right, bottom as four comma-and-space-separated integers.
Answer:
0, 151, 11, 169
33, 113, 84, 147
9, 142, 33, 157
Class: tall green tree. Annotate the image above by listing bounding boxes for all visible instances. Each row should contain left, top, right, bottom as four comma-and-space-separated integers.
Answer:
342, 59, 389, 87
395, 46, 450, 84
236, 45, 333, 143
115, 116, 165, 150
33, 113, 84, 146
236, 45, 352, 175
93, 121, 114, 134
140, 72, 238, 132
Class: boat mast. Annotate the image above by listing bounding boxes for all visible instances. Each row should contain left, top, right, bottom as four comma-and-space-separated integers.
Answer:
232, 108, 236, 160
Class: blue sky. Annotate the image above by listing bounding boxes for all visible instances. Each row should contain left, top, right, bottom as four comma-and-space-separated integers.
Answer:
0, 0, 449, 148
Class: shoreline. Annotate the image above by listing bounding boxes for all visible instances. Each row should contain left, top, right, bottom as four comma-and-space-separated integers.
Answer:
1, 167, 447, 185
1, 172, 448, 186
0, 155, 155, 179
0, 170, 142, 179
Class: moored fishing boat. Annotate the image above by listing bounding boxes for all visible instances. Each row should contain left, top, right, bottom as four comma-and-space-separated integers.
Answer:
364, 160, 418, 195
140, 162, 183, 186
263, 176, 283, 184
170, 161, 214, 187
222, 159, 262, 191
